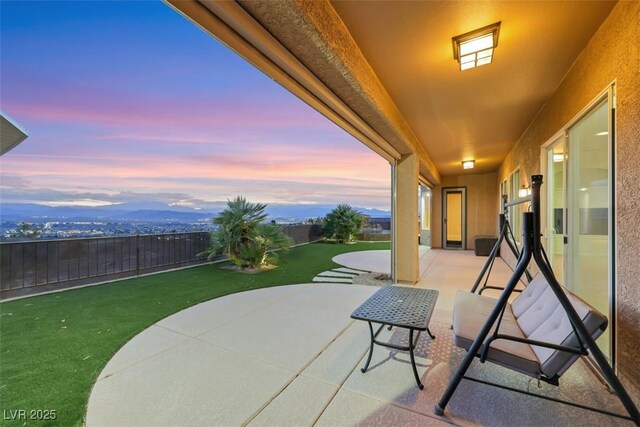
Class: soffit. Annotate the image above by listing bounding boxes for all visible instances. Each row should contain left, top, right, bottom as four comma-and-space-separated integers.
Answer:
233, 0, 441, 183
331, 1, 615, 176
1, 113, 28, 156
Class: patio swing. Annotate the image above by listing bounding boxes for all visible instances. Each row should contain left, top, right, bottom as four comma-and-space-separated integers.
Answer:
435, 175, 640, 425
469, 194, 533, 295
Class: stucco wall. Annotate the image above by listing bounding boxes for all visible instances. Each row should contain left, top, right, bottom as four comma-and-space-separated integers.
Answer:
396, 153, 420, 283
497, 1, 640, 396
432, 172, 498, 249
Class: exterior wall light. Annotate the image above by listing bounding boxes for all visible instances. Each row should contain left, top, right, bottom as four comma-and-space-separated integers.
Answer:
452, 22, 501, 71
462, 160, 475, 169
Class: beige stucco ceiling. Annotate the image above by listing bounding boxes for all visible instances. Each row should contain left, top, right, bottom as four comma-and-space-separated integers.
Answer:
330, 1, 615, 176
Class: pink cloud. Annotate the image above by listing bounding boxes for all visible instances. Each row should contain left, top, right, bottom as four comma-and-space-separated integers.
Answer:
2, 152, 388, 188
7, 85, 329, 132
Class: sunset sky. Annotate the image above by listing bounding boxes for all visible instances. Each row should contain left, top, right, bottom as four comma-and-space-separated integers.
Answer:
0, 1, 390, 210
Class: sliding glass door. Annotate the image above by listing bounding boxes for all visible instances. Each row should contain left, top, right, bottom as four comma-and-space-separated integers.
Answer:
547, 136, 566, 284
567, 98, 611, 357
546, 95, 612, 359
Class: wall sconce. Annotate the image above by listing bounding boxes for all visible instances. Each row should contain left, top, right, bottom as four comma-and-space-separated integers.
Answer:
518, 184, 531, 198
462, 160, 475, 169
452, 22, 501, 71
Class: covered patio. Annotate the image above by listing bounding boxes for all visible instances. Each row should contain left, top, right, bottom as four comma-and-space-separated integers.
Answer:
162, 3, 640, 408
86, 250, 628, 426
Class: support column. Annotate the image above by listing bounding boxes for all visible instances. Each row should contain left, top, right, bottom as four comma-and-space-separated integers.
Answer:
393, 153, 419, 284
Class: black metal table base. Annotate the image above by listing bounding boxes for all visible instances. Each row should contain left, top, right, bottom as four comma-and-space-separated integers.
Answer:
360, 321, 436, 390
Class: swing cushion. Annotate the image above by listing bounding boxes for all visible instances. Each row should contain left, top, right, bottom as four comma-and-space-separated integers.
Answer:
453, 291, 540, 376
453, 274, 608, 378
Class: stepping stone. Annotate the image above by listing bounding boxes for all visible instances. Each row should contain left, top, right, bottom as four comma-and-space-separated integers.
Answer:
317, 271, 356, 278
333, 267, 368, 274
330, 269, 360, 276
312, 277, 353, 284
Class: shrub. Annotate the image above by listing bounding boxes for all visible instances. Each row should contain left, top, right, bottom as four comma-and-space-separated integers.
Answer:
199, 197, 291, 269
322, 204, 364, 243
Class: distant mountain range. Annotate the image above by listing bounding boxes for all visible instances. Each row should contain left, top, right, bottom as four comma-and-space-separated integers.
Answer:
0, 202, 390, 223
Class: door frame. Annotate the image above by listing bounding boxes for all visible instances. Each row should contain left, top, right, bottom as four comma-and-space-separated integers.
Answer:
442, 187, 466, 250
543, 134, 568, 285
419, 182, 432, 247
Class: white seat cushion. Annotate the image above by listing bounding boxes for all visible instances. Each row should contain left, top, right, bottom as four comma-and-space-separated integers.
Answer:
453, 291, 540, 376
451, 273, 608, 379
512, 275, 608, 378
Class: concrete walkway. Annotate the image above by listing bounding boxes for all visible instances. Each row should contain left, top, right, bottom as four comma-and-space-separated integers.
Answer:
331, 246, 432, 276
313, 246, 432, 284
87, 250, 628, 426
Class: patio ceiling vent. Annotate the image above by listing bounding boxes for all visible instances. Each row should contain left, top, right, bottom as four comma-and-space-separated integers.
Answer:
452, 22, 501, 71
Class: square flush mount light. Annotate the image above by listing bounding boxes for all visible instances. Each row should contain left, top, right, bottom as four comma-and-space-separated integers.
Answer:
452, 22, 501, 71
462, 160, 475, 169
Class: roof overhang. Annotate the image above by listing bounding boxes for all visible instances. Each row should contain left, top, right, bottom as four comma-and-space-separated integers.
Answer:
1, 112, 28, 156
166, 0, 441, 185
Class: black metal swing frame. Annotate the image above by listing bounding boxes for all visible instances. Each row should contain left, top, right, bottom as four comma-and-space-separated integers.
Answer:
470, 194, 533, 295
434, 175, 640, 425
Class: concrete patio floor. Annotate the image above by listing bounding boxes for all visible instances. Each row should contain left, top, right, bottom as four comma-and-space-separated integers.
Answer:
331, 246, 432, 276
86, 249, 631, 426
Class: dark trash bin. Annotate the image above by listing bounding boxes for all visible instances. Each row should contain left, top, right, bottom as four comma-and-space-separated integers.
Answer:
474, 235, 498, 256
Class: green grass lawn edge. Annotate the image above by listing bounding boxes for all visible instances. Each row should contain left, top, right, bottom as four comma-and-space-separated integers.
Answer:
0, 241, 389, 426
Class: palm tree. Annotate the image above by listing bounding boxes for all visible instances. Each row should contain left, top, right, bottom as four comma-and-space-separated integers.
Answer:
200, 197, 291, 269
323, 204, 364, 243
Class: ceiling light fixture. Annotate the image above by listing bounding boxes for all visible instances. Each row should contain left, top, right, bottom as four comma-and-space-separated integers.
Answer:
462, 160, 475, 169
596, 131, 609, 136
553, 153, 564, 163
518, 184, 531, 198
452, 22, 501, 71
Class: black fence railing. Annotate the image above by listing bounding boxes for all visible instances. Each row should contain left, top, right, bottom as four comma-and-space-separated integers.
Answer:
280, 224, 322, 246
0, 224, 323, 300
0, 232, 210, 300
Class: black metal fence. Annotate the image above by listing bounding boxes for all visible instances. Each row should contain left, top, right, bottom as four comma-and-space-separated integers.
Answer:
281, 224, 322, 246
0, 224, 323, 300
0, 232, 210, 300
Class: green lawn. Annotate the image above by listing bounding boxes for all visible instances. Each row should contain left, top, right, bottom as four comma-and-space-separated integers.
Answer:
0, 241, 389, 426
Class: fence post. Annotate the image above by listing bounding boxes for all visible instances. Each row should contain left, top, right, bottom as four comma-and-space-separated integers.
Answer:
136, 234, 140, 277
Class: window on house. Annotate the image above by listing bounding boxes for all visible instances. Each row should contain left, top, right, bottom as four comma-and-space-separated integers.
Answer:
500, 179, 507, 211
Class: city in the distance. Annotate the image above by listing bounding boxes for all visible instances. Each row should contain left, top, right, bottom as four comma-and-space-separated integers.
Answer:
0, 202, 391, 241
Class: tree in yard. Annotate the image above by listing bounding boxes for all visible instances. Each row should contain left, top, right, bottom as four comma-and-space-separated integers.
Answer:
322, 204, 364, 243
305, 217, 323, 225
199, 197, 291, 269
